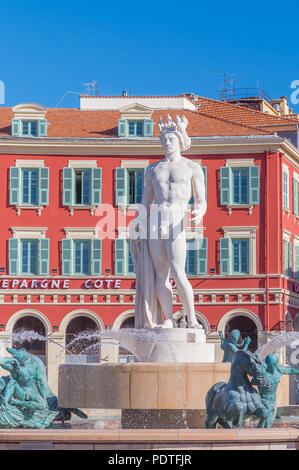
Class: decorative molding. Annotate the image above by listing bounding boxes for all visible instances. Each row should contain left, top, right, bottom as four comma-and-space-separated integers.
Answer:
11, 227, 47, 239
67, 160, 98, 168
227, 204, 253, 216
119, 103, 153, 120
64, 227, 97, 239
12, 103, 47, 120
15, 159, 44, 168
225, 158, 255, 167
121, 159, 149, 169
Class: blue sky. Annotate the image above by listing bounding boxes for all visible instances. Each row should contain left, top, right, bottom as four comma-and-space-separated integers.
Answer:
1, 0, 298, 110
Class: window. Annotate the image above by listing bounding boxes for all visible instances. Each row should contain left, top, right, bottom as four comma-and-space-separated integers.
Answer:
116, 167, 145, 206
231, 239, 249, 274
74, 169, 91, 205
21, 239, 38, 275
220, 227, 257, 275
11, 118, 47, 137
127, 169, 144, 205
186, 240, 197, 275
9, 235, 49, 276
283, 169, 289, 209
74, 240, 91, 275
10, 165, 49, 209
232, 168, 249, 204
127, 240, 135, 274
293, 175, 299, 216
22, 168, 38, 205
294, 243, 299, 278
118, 118, 153, 137
22, 121, 38, 137
128, 121, 143, 137
283, 239, 292, 277
63, 167, 102, 208
62, 237, 101, 276
220, 164, 259, 208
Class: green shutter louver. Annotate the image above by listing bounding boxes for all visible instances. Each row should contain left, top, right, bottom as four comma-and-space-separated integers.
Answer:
11, 119, 21, 137
198, 237, 208, 274
220, 167, 230, 205
62, 239, 72, 275
92, 168, 102, 205
63, 167, 73, 206
249, 166, 260, 204
143, 119, 154, 137
220, 237, 230, 274
40, 238, 50, 275
283, 171, 289, 208
293, 177, 297, 215
38, 119, 47, 137
92, 239, 102, 275
115, 239, 125, 275
115, 167, 126, 206
10, 167, 20, 205
118, 119, 127, 137
9, 238, 19, 275
39, 167, 49, 205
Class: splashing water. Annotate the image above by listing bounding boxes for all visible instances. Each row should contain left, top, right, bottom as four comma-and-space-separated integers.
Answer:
257, 332, 299, 361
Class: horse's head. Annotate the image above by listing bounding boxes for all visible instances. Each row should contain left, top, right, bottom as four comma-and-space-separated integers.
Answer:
232, 350, 266, 377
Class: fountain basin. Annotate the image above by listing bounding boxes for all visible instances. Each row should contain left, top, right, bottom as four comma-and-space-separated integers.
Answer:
58, 362, 290, 427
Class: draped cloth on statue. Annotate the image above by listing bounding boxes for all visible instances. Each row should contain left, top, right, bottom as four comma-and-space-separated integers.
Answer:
130, 238, 163, 328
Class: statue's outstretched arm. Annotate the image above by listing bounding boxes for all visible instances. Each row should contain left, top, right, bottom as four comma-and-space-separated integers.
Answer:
191, 163, 207, 225
277, 365, 299, 375
242, 337, 251, 351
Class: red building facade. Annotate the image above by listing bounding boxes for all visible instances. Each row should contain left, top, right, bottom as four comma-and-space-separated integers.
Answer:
0, 95, 298, 390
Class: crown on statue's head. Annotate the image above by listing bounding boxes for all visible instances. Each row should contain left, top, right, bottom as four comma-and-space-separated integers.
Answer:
158, 114, 191, 151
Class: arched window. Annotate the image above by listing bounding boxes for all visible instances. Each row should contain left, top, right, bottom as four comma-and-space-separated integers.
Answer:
12, 316, 47, 364
65, 316, 100, 363
225, 315, 258, 352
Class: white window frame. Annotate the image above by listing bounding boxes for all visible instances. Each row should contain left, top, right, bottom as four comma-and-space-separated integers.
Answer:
13, 160, 45, 216
222, 226, 258, 275
63, 228, 97, 277
67, 160, 99, 215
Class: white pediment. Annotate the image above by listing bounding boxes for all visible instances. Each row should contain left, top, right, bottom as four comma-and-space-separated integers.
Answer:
119, 103, 153, 120
12, 103, 47, 120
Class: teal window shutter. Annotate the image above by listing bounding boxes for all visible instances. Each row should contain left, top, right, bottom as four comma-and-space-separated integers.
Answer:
198, 237, 208, 274
249, 166, 260, 204
143, 119, 154, 137
220, 167, 230, 205
92, 168, 102, 205
62, 239, 72, 275
135, 169, 144, 204
115, 239, 125, 275
115, 167, 126, 205
288, 242, 293, 277
10, 167, 20, 205
38, 119, 47, 137
11, 119, 21, 137
185, 240, 196, 274
9, 238, 19, 275
295, 245, 299, 278
126, 240, 135, 274
39, 167, 49, 205
40, 238, 50, 275
293, 177, 297, 215
232, 239, 249, 274
92, 239, 102, 275
118, 119, 127, 137
202, 166, 207, 200
63, 167, 73, 205
283, 240, 288, 276
220, 237, 230, 274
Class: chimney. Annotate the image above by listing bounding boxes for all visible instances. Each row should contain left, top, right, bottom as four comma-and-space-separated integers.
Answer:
122, 91, 128, 97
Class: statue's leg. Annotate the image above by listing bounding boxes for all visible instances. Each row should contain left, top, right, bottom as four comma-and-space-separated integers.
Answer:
205, 412, 219, 428
148, 238, 174, 325
166, 234, 198, 327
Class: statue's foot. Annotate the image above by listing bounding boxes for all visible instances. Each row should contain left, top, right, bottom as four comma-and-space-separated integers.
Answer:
161, 319, 174, 329
187, 320, 201, 329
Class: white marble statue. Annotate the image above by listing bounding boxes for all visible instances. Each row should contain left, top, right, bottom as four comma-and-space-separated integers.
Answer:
130, 115, 207, 329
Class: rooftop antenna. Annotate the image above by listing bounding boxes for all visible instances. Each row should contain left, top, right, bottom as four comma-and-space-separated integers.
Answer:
215, 73, 236, 101
83, 80, 99, 96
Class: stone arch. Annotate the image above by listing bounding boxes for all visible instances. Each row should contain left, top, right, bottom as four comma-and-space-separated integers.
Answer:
217, 308, 263, 333
173, 309, 210, 333
59, 309, 105, 334
6, 309, 52, 335
112, 310, 135, 330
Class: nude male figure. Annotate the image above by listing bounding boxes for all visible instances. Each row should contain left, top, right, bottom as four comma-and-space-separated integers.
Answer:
136, 115, 207, 328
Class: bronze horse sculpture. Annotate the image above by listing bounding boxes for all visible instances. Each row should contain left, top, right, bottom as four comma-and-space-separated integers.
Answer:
205, 350, 273, 428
